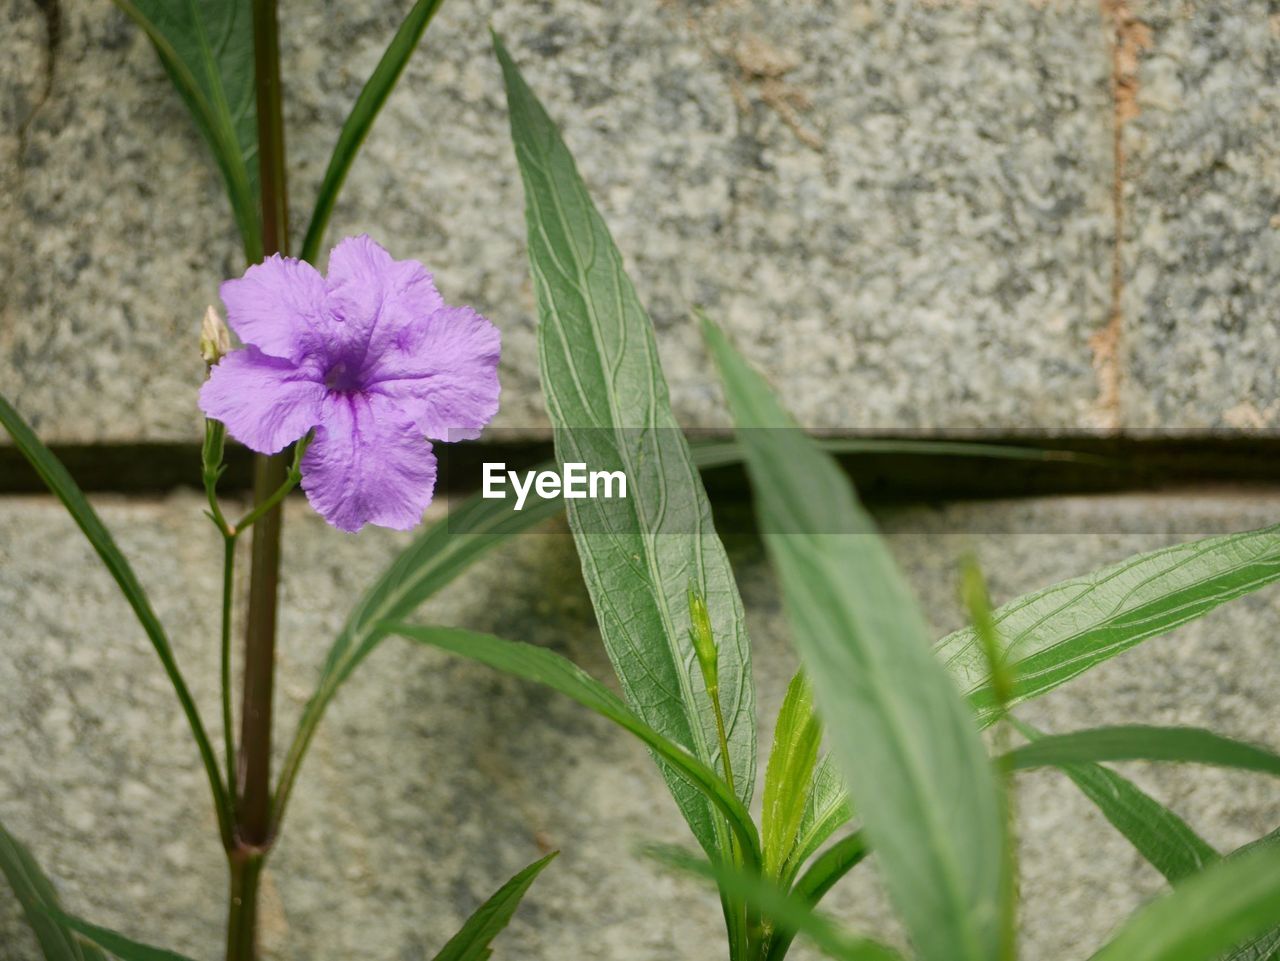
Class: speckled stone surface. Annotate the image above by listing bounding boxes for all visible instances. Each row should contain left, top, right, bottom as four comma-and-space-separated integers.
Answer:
1120, 0, 1280, 429
2, 0, 1117, 441
1, 491, 1277, 960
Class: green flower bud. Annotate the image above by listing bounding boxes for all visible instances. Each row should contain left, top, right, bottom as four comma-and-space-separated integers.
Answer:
687, 585, 718, 696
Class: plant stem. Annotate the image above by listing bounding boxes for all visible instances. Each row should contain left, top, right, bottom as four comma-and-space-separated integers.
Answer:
707, 682, 750, 960
203, 419, 232, 536
221, 535, 238, 804
709, 688, 736, 798
224, 851, 265, 961
238, 451, 285, 847
253, 0, 289, 261
233, 433, 311, 535
226, 3, 290, 960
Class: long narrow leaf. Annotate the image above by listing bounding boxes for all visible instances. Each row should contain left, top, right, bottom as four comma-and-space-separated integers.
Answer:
0, 394, 230, 845
300, 0, 447, 262
787, 757, 853, 883
1223, 928, 1280, 961
790, 833, 871, 909
785, 520, 1280, 868
1220, 828, 1280, 961
389, 624, 761, 865
761, 673, 822, 878
643, 844, 903, 961
703, 317, 1006, 961
51, 914, 194, 961
0, 821, 106, 961
936, 524, 1280, 727
1225, 933, 1280, 961
495, 33, 756, 859
766, 833, 871, 961
110, 0, 260, 258
1090, 841, 1280, 961
1004, 726, 1280, 778
431, 852, 555, 961
276, 435, 1039, 827
1011, 719, 1219, 884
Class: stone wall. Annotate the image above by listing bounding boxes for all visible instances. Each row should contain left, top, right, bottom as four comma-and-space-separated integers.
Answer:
5, 0, 1277, 438
2, 495, 1279, 961
2, 1, 1278, 960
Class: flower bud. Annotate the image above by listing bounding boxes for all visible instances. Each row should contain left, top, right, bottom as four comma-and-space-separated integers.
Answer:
687, 585, 719, 696
200, 305, 231, 367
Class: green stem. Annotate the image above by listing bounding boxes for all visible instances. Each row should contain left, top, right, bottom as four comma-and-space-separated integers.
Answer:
709, 686, 736, 797
205, 417, 238, 798
232, 433, 311, 535
220, 535, 237, 803
707, 684, 752, 960
203, 419, 233, 536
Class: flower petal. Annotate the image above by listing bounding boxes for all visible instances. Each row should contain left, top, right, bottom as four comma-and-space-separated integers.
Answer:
365, 304, 501, 441
300, 392, 437, 533
220, 254, 330, 362
324, 235, 445, 365
199, 348, 327, 454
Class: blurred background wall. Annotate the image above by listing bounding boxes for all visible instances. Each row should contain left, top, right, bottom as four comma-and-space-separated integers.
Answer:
2, 1, 1278, 959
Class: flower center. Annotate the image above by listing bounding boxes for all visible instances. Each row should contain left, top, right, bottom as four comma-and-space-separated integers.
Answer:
324, 361, 361, 394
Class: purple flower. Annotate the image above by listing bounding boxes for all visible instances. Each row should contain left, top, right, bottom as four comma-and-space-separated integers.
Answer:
200, 235, 500, 533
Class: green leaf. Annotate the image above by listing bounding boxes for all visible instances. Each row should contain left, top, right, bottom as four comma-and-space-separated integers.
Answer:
766, 832, 871, 961
960, 559, 1014, 722
1222, 929, 1280, 961
643, 844, 903, 961
703, 316, 1006, 961
110, 0, 261, 259
787, 756, 853, 883
274, 436, 1076, 831
1090, 839, 1280, 961
300, 0, 447, 263
762, 673, 823, 879
790, 832, 870, 909
764, 521, 1280, 880
935, 524, 1280, 727
495, 33, 756, 858
389, 624, 761, 865
1220, 828, 1280, 961
50, 914, 194, 961
1011, 719, 1219, 884
0, 820, 107, 961
1004, 726, 1280, 778
0, 394, 231, 846
431, 852, 556, 961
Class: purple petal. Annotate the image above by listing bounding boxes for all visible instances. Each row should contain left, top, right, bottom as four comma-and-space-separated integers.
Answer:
199, 348, 327, 454
324, 235, 445, 365
220, 254, 330, 362
365, 305, 501, 441
300, 392, 437, 533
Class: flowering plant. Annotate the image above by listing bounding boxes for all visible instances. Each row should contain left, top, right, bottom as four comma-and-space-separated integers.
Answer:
0, 3, 538, 960
2, 4, 1280, 961
201, 236, 500, 532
